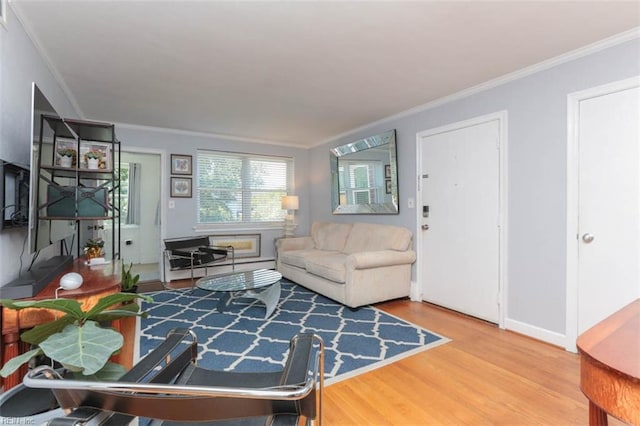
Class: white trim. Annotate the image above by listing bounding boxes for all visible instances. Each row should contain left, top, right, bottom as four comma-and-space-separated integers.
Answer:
192, 223, 282, 233
11, 4, 84, 118
115, 121, 302, 149
316, 28, 640, 148
565, 76, 640, 352
416, 110, 508, 329
504, 318, 566, 348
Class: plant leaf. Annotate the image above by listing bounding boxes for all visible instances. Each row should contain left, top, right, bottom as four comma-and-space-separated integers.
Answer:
0, 298, 84, 319
93, 305, 145, 322
84, 293, 152, 319
0, 348, 43, 377
73, 361, 126, 381
39, 322, 123, 376
21, 315, 76, 345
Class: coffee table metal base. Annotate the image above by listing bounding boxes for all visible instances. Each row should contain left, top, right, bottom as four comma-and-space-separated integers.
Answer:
217, 280, 281, 319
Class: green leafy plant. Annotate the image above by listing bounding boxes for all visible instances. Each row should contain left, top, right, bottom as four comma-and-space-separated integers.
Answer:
85, 150, 103, 160
84, 238, 104, 250
57, 148, 76, 157
121, 262, 140, 292
0, 292, 152, 380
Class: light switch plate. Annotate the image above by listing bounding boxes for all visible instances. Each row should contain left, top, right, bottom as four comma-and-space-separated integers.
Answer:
407, 198, 415, 209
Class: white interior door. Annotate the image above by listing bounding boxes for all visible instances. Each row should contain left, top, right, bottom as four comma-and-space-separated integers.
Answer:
418, 114, 503, 323
572, 81, 640, 338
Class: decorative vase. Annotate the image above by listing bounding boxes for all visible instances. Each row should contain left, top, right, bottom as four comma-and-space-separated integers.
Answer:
85, 247, 103, 260
59, 156, 72, 168
87, 158, 100, 169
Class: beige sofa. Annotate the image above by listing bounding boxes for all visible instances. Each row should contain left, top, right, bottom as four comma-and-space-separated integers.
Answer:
275, 221, 416, 308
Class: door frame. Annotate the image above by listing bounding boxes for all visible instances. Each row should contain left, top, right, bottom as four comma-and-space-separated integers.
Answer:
120, 145, 168, 281
415, 111, 508, 328
565, 76, 640, 352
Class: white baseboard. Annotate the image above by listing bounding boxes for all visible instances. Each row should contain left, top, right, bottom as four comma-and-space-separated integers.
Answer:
409, 280, 421, 302
504, 318, 566, 349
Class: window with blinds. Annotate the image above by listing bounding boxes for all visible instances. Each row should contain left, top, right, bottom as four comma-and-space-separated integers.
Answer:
197, 150, 293, 224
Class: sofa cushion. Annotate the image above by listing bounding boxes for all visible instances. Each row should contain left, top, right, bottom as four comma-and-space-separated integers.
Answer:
304, 252, 348, 283
343, 223, 412, 254
311, 222, 353, 252
280, 248, 337, 269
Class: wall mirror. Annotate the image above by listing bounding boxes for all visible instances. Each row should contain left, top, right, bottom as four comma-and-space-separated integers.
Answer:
330, 129, 399, 214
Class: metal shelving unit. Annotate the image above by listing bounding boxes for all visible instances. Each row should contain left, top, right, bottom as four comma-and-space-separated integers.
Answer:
35, 115, 121, 260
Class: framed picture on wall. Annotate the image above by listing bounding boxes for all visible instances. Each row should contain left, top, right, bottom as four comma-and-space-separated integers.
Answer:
385, 179, 392, 194
384, 164, 391, 179
170, 177, 192, 198
171, 154, 192, 175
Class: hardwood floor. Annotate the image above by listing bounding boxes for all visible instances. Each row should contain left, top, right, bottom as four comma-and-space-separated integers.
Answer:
323, 299, 625, 425
139, 282, 620, 425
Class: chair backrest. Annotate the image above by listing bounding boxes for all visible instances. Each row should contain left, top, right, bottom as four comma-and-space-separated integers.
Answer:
164, 236, 210, 251
24, 329, 324, 425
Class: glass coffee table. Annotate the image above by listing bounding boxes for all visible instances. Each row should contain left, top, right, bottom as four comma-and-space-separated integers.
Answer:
196, 269, 282, 319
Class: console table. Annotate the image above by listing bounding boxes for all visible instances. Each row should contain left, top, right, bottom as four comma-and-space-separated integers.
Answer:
577, 299, 640, 425
1, 259, 133, 390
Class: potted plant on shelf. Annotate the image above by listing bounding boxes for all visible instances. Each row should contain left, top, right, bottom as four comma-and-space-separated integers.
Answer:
84, 238, 104, 260
84, 150, 103, 169
0, 292, 152, 422
57, 148, 77, 168
121, 262, 140, 293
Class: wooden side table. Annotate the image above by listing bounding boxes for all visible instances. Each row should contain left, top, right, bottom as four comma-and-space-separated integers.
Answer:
1, 259, 132, 390
577, 299, 640, 425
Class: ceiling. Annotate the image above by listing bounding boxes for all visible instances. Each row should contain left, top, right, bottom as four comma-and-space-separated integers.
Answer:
11, 1, 640, 147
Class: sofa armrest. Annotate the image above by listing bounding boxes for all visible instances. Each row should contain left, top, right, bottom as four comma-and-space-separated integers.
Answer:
276, 236, 315, 252
347, 250, 416, 270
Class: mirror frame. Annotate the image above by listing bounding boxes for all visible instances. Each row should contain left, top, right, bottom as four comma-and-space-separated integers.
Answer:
330, 129, 399, 215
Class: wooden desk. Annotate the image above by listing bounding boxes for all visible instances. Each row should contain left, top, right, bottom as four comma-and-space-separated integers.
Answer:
577, 299, 640, 425
1, 259, 133, 390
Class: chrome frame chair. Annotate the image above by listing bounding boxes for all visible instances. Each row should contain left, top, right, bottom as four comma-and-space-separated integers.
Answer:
24, 328, 324, 426
163, 236, 235, 290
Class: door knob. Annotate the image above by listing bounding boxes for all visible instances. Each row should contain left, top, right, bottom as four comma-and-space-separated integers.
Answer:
421, 224, 430, 230
582, 233, 595, 243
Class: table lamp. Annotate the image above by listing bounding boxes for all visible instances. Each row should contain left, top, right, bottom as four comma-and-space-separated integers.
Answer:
281, 195, 299, 237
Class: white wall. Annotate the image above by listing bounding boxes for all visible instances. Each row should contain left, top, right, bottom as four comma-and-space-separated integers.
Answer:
0, 6, 78, 285
308, 36, 640, 341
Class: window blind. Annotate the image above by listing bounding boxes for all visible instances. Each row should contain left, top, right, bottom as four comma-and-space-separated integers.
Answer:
197, 150, 293, 224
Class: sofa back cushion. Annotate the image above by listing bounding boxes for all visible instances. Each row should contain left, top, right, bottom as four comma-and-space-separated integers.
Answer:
343, 222, 412, 253
311, 222, 353, 252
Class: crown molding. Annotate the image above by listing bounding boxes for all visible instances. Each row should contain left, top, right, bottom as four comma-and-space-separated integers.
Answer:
315, 27, 640, 148
10, 2, 84, 119
113, 121, 303, 149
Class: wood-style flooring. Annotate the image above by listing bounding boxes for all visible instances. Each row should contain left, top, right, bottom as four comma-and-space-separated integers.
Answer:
138, 281, 622, 425
324, 299, 625, 425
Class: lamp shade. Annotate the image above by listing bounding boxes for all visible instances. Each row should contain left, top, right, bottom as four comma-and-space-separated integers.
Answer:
281, 195, 299, 210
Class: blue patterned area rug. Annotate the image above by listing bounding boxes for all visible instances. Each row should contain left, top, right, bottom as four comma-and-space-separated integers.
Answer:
140, 279, 449, 384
